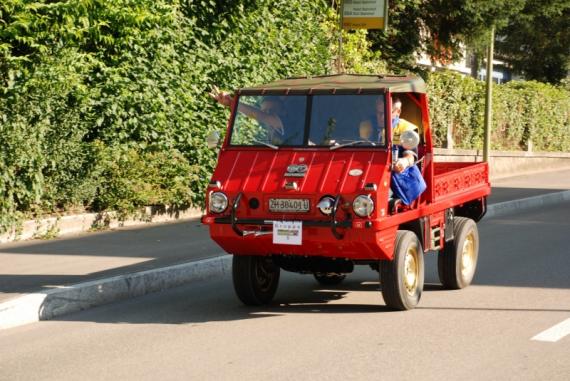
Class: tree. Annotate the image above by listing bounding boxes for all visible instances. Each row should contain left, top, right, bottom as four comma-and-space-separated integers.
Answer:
495, 0, 570, 84
366, 0, 525, 72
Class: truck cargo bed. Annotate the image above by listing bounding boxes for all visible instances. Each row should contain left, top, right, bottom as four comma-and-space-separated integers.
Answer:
432, 162, 490, 203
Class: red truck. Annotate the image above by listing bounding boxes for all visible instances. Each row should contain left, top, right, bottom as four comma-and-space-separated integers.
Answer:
202, 74, 490, 310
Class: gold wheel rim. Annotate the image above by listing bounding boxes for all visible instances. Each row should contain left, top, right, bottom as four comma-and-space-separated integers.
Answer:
404, 245, 419, 296
460, 232, 475, 280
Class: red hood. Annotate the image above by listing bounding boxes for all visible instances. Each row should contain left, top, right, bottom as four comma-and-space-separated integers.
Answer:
209, 148, 390, 217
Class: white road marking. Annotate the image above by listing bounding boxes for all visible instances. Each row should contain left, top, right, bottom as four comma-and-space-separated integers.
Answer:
531, 318, 570, 342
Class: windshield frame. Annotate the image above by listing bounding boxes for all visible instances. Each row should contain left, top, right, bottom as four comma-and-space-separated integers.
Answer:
227, 91, 389, 150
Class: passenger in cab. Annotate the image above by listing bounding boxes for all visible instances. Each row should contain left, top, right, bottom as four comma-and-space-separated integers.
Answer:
391, 97, 419, 173
359, 97, 419, 173
389, 99, 426, 207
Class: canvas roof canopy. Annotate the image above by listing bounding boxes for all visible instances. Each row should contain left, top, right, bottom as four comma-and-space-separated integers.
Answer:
238, 74, 426, 95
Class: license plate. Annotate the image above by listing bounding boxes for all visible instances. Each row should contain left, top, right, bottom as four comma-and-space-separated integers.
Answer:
269, 198, 310, 213
273, 221, 302, 245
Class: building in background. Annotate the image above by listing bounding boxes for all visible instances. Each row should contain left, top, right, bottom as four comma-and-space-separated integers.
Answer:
416, 47, 515, 84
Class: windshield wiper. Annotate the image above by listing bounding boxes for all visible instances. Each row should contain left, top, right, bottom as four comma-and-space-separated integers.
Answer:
252, 139, 278, 150
330, 140, 375, 150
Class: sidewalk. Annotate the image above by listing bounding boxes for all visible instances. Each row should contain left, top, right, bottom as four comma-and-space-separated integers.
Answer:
0, 219, 222, 303
1, 168, 570, 328
488, 169, 570, 204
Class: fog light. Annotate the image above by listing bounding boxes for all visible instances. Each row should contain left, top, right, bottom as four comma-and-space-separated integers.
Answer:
317, 196, 335, 215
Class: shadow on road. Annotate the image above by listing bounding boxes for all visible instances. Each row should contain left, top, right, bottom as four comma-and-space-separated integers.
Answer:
48, 272, 570, 328
43, 274, 405, 326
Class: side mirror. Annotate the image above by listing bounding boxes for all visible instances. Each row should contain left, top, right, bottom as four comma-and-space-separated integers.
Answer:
206, 131, 220, 149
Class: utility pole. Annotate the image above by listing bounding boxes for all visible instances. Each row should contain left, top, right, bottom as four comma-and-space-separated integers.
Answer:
483, 26, 494, 163
338, 0, 344, 73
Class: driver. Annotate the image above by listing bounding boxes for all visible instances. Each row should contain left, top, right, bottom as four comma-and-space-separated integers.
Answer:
358, 96, 385, 144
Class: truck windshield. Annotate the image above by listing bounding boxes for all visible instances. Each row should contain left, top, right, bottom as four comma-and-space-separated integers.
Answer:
229, 94, 387, 148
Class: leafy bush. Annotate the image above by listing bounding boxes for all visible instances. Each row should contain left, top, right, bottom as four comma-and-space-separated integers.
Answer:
0, 0, 331, 232
427, 71, 570, 151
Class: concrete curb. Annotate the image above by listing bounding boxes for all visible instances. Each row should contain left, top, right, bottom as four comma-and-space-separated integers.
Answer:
0, 255, 231, 330
485, 190, 570, 219
0, 207, 203, 244
1, 189, 569, 330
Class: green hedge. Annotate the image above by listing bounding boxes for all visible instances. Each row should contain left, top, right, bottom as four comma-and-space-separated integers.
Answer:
0, 0, 331, 232
427, 71, 570, 151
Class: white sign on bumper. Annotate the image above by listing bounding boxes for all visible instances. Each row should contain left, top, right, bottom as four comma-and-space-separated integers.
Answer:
273, 221, 302, 245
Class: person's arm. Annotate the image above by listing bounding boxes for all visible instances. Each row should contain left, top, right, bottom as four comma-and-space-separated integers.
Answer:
392, 119, 419, 172
209, 85, 233, 107
395, 151, 416, 173
236, 104, 284, 135
209, 86, 283, 135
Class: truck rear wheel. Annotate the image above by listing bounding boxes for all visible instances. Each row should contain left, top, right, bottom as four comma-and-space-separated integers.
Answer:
313, 273, 346, 286
381, 231, 425, 310
438, 217, 479, 289
232, 255, 280, 305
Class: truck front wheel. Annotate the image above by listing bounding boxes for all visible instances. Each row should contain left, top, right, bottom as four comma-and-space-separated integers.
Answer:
232, 255, 280, 305
381, 231, 425, 310
438, 217, 479, 289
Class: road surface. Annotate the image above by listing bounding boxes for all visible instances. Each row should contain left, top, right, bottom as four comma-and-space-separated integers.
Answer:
1, 202, 569, 380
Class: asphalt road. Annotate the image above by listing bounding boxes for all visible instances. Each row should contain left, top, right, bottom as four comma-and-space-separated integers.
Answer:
0, 203, 569, 381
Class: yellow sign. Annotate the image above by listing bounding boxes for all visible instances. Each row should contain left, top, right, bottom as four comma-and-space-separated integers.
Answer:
342, 0, 387, 30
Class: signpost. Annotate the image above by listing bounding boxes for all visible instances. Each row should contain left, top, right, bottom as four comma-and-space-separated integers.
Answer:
342, 0, 388, 30
337, 0, 388, 72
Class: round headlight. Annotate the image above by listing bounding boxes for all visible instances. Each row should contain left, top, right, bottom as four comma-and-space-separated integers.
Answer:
209, 192, 228, 213
353, 195, 374, 217
317, 196, 335, 215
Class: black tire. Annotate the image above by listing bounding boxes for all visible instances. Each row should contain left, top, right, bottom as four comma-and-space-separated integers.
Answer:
438, 217, 479, 290
313, 273, 346, 286
232, 255, 280, 305
381, 230, 425, 310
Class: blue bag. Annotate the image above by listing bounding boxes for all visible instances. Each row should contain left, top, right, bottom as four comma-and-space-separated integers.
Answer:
390, 165, 427, 206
